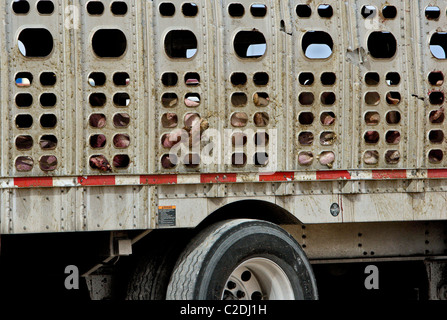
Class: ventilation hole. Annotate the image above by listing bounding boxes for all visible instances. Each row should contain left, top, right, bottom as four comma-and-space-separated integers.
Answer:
386, 92, 401, 105
89, 113, 106, 128
37, 0, 54, 14
161, 131, 183, 149
40, 72, 56, 86
426, 6, 440, 20
385, 130, 401, 144
361, 5, 376, 18
184, 153, 200, 168
429, 91, 444, 105
40, 93, 57, 108
16, 93, 33, 108
385, 150, 400, 164
161, 73, 178, 86
162, 113, 178, 128
231, 73, 247, 86
231, 112, 248, 128
15, 72, 33, 87
39, 155, 57, 171
365, 111, 380, 125
253, 92, 269, 107
299, 131, 314, 145
429, 108, 445, 124
113, 134, 130, 148
319, 151, 335, 167
320, 131, 336, 145
88, 72, 106, 87
184, 113, 202, 128
365, 72, 380, 85
321, 92, 336, 105
185, 72, 200, 86
13, 0, 30, 14
87, 1, 104, 15
365, 92, 380, 105
40, 114, 57, 128
113, 113, 130, 127
231, 92, 247, 107
299, 72, 314, 85
113, 155, 130, 168
382, 5, 397, 19
254, 112, 269, 127
165, 30, 197, 59
321, 112, 336, 125
15, 135, 33, 150
364, 131, 379, 144
317, 4, 333, 18
162, 93, 178, 108
39, 135, 57, 149
296, 4, 311, 17
428, 71, 444, 86
302, 31, 333, 59
254, 152, 268, 166
299, 92, 314, 105
182, 3, 198, 16
254, 132, 269, 146
428, 149, 443, 163
234, 31, 267, 59
92, 29, 127, 58
251, 4, 267, 17
386, 111, 401, 124
18, 28, 53, 57
232, 132, 247, 147
185, 93, 200, 107
299, 112, 314, 125
386, 72, 400, 86
229, 3, 244, 17
89, 93, 106, 107
298, 151, 313, 165
113, 72, 130, 86
231, 132, 247, 148
364, 150, 379, 165
430, 32, 447, 59
321, 72, 336, 85
429, 130, 444, 143
90, 155, 111, 171
111, 1, 128, 15
159, 2, 175, 16
253, 72, 269, 86
367, 32, 397, 59
231, 153, 247, 167
161, 154, 177, 169
16, 156, 33, 172
16, 114, 33, 129
90, 134, 107, 148
113, 92, 130, 107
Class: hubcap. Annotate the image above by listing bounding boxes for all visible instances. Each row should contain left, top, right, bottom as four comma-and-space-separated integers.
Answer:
222, 258, 294, 300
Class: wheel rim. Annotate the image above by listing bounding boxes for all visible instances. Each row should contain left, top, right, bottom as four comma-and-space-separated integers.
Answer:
222, 257, 294, 300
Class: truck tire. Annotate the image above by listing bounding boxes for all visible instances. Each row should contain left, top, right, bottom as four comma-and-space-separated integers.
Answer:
126, 231, 187, 300
166, 219, 318, 300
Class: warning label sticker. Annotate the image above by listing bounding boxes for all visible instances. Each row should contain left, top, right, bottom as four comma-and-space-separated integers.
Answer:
158, 206, 176, 227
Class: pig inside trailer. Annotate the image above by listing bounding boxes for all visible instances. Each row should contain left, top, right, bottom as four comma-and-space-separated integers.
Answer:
0, 0, 447, 301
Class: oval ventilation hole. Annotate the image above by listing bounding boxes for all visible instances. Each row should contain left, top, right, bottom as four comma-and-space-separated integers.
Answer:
92, 29, 127, 58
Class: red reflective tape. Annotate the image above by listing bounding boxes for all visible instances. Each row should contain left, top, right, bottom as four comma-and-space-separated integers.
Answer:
78, 176, 116, 186
140, 175, 177, 185
259, 172, 294, 182
316, 170, 351, 180
427, 169, 447, 179
14, 177, 53, 188
200, 173, 237, 183
372, 170, 407, 179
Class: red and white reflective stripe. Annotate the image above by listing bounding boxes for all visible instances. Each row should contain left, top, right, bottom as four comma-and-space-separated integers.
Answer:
2, 168, 447, 188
